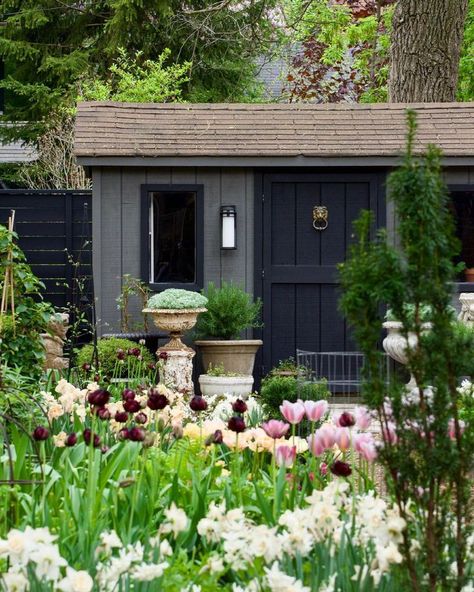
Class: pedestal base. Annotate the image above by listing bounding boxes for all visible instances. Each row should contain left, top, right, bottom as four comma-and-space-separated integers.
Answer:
158, 348, 195, 393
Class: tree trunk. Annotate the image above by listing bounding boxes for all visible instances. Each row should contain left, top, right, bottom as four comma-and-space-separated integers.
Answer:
389, 0, 469, 102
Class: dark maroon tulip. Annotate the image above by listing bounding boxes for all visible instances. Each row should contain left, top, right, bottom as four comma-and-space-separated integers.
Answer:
88, 389, 110, 407
330, 460, 352, 477
122, 389, 136, 401
147, 394, 169, 410
94, 374, 100, 382
337, 412, 356, 428
228, 416, 246, 433
116, 349, 126, 360
65, 432, 77, 447
118, 428, 130, 440
147, 362, 156, 371
115, 411, 129, 423
158, 351, 169, 360
189, 395, 208, 412
83, 429, 101, 448
97, 407, 111, 421
135, 412, 147, 425
128, 347, 141, 357
123, 399, 141, 413
128, 427, 146, 442
32, 426, 49, 441
206, 429, 224, 446
232, 399, 248, 414
82, 363, 91, 371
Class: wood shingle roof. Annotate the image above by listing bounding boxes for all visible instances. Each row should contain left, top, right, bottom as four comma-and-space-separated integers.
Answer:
74, 101, 474, 159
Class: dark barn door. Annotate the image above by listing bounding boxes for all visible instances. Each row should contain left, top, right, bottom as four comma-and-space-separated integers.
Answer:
257, 172, 385, 376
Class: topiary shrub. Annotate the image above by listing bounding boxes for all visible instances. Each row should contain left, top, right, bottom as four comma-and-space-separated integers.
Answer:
194, 282, 262, 340
75, 337, 154, 378
259, 374, 330, 419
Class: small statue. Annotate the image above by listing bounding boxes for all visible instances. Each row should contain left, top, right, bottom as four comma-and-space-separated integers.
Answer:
41, 312, 69, 370
457, 293, 474, 327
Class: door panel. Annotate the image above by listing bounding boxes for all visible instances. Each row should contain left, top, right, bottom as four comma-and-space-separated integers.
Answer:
260, 173, 384, 375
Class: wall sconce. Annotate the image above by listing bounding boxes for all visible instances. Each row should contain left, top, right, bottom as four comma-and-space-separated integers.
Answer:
221, 205, 237, 250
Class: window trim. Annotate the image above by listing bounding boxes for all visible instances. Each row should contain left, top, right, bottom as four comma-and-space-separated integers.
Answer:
140, 184, 204, 292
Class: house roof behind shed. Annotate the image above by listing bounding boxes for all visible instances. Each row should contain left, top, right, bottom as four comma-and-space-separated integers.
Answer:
74, 101, 474, 159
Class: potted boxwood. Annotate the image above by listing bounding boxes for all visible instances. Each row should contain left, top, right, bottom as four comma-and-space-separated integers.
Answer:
194, 281, 263, 375
198, 363, 254, 398
143, 289, 207, 351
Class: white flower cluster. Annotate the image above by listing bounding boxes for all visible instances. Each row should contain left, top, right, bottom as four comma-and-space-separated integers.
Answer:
203, 392, 262, 422
0, 527, 92, 592
95, 530, 169, 591
41, 379, 99, 422
198, 481, 405, 587
458, 379, 474, 398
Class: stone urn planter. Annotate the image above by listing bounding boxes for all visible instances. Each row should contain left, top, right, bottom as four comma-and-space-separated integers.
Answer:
382, 321, 431, 389
198, 374, 254, 398
143, 308, 207, 352
194, 339, 263, 376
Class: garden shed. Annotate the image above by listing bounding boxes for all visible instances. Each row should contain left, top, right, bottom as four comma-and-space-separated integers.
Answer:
74, 101, 474, 377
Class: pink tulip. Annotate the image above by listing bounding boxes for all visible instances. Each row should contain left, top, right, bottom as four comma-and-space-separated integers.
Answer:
354, 406, 372, 430
275, 445, 297, 468
315, 425, 337, 449
261, 420, 290, 440
382, 421, 398, 445
335, 427, 351, 451
353, 432, 377, 461
280, 400, 305, 424
303, 400, 328, 422
448, 418, 465, 440
307, 433, 325, 456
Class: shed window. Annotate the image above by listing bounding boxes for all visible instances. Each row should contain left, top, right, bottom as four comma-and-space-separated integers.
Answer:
141, 184, 203, 290
450, 188, 474, 281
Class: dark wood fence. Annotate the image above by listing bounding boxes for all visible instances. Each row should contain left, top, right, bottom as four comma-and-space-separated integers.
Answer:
0, 190, 93, 311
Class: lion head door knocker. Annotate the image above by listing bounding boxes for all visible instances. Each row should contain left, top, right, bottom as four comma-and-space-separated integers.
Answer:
312, 205, 328, 231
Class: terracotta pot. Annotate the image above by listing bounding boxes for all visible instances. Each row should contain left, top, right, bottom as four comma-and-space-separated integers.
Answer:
194, 339, 263, 376
142, 308, 206, 351
465, 268, 474, 283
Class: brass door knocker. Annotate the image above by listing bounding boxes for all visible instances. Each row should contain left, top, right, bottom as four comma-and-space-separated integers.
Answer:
313, 205, 328, 231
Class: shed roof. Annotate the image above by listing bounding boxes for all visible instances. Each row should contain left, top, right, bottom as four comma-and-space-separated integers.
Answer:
74, 101, 474, 161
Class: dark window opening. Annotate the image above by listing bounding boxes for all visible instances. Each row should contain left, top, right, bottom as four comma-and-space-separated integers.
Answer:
450, 189, 474, 282
151, 191, 196, 284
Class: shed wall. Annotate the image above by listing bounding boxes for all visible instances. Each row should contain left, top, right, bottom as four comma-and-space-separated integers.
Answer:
92, 166, 254, 334
92, 165, 474, 334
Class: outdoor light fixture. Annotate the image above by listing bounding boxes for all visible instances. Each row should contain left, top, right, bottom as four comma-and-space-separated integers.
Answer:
221, 205, 237, 249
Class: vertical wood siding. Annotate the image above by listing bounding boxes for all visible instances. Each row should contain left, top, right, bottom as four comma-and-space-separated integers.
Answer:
93, 166, 254, 333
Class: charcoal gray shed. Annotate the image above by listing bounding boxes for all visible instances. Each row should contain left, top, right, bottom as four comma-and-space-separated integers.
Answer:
74, 101, 474, 377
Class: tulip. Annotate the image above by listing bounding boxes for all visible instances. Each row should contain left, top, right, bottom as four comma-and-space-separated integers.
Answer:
320, 462, 328, 476
128, 347, 141, 357
101, 446, 109, 454
123, 399, 141, 413
275, 445, 297, 468
382, 421, 398, 445
280, 400, 305, 424
205, 429, 224, 445
307, 433, 325, 456
354, 406, 372, 430
261, 420, 290, 439
158, 351, 169, 360
114, 411, 129, 423
232, 399, 248, 414
147, 394, 169, 410
65, 432, 77, 447
32, 426, 49, 441
135, 412, 147, 425
83, 429, 100, 448
82, 363, 91, 371
330, 460, 352, 477
122, 389, 136, 401
129, 427, 146, 442
335, 411, 355, 428
118, 428, 130, 440
303, 400, 328, 422
228, 416, 246, 433
189, 395, 208, 412
116, 349, 125, 360
315, 424, 336, 449
335, 427, 351, 452
96, 407, 110, 420
88, 389, 110, 407
147, 362, 156, 371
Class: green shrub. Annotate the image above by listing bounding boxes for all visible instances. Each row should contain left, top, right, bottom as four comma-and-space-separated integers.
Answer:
194, 282, 262, 340
75, 337, 154, 378
259, 374, 330, 419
